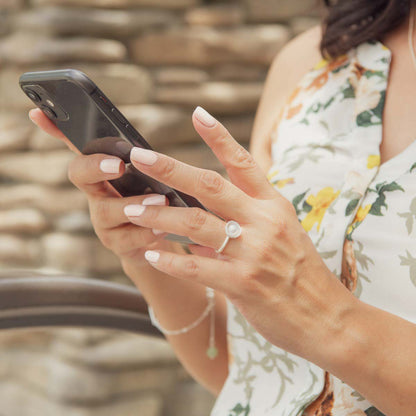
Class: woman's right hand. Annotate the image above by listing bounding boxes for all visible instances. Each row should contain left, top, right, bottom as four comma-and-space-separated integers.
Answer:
29, 108, 171, 267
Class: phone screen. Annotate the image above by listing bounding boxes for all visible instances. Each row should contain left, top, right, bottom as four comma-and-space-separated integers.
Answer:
22, 77, 194, 206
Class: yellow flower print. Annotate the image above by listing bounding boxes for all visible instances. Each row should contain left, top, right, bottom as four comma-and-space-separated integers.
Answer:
355, 204, 372, 222
267, 168, 280, 182
301, 187, 340, 232
313, 58, 328, 71
267, 169, 295, 189
276, 178, 295, 188
367, 154, 380, 169
346, 204, 372, 235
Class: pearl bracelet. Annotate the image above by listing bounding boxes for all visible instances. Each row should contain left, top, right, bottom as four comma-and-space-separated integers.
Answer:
148, 287, 218, 359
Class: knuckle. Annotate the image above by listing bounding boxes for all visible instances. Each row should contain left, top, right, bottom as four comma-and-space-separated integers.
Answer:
94, 198, 111, 225
231, 146, 257, 170
256, 239, 275, 265
165, 254, 176, 271
241, 264, 260, 282
183, 259, 199, 278
272, 218, 288, 239
198, 170, 224, 195
158, 157, 176, 180
240, 266, 262, 294
187, 208, 207, 231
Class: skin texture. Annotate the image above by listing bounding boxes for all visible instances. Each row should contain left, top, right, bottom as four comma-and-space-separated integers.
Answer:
28, 19, 416, 414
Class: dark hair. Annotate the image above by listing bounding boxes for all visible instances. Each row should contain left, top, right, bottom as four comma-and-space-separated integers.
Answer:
321, 0, 412, 59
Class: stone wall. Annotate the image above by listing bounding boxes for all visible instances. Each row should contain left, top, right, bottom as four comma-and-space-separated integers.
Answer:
0, 0, 319, 415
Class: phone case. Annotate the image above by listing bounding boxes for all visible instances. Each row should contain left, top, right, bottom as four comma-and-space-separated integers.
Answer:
19, 69, 204, 246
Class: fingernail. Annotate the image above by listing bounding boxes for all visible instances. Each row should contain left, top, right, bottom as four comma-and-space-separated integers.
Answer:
152, 229, 165, 235
28, 110, 35, 122
193, 106, 217, 128
131, 147, 158, 165
143, 195, 166, 206
145, 250, 160, 263
124, 204, 146, 217
100, 159, 121, 174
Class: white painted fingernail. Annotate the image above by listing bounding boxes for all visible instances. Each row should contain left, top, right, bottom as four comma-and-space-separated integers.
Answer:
143, 195, 166, 206
145, 250, 160, 263
100, 159, 121, 174
28, 110, 36, 123
193, 106, 217, 128
130, 147, 158, 165
124, 204, 146, 217
152, 229, 165, 236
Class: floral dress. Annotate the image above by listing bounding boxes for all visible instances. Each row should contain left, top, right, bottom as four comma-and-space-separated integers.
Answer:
210, 40, 416, 416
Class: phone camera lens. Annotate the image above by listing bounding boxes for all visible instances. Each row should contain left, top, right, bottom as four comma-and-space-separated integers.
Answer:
25, 89, 41, 103
40, 105, 58, 120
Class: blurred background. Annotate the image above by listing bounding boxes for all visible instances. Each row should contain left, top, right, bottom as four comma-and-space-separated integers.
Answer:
0, 0, 319, 415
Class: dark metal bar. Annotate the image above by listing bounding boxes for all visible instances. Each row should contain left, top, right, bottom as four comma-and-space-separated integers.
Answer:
0, 272, 163, 337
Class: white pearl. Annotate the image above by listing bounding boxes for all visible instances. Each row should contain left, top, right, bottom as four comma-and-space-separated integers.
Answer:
226, 221, 242, 238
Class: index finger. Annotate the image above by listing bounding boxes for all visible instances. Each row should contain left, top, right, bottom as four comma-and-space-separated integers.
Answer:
192, 107, 277, 200
130, 147, 254, 222
29, 108, 66, 140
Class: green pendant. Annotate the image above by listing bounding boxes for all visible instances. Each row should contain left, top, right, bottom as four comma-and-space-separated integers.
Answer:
206, 346, 218, 359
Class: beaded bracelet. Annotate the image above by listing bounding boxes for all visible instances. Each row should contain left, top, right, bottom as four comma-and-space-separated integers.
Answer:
148, 287, 218, 359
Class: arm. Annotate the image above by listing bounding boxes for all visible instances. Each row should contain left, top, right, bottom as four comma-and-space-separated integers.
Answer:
250, 25, 323, 172
317, 294, 416, 416
28, 109, 229, 396
121, 253, 229, 396
249, 25, 416, 414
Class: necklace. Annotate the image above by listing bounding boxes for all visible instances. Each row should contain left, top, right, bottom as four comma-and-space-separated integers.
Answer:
408, 5, 416, 70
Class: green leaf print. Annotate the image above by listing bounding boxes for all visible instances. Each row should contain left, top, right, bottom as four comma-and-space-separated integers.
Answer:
319, 250, 337, 259
372, 90, 386, 119
378, 181, 404, 193
356, 110, 379, 127
230, 307, 299, 407
292, 190, 309, 216
399, 250, 416, 287
341, 80, 355, 99
410, 162, 416, 173
363, 70, 385, 79
369, 181, 404, 216
398, 196, 416, 235
323, 95, 336, 109
365, 407, 386, 416
369, 193, 386, 216
229, 403, 251, 416
319, 120, 329, 131
351, 390, 366, 401
345, 198, 360, 216
302, 200, 312, 213
332, 62, 350, 73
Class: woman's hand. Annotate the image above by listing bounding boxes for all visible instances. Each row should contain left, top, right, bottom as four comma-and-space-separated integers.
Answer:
28, 108, 173, 267
124, 106, 356, 363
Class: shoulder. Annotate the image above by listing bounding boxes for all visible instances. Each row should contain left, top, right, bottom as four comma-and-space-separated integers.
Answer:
270, 25, 323, 87
250, 25, 323, 169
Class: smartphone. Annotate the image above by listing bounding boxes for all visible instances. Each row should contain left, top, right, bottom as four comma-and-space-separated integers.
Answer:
19, 69, 205, 245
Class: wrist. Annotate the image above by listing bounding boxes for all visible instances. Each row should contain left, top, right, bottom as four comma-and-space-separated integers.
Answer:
314, 287, 372, 378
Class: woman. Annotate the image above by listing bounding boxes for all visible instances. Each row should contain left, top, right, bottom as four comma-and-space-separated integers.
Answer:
29, 0, 416, 414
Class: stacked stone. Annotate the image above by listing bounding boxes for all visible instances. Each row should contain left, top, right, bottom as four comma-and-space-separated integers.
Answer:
0, 0, 319, 415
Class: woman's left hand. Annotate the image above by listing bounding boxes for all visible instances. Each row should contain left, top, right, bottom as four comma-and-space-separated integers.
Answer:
125, 106, 355, 362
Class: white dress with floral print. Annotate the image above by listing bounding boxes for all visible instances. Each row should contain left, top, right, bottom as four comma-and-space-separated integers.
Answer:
210, 40, 415, 416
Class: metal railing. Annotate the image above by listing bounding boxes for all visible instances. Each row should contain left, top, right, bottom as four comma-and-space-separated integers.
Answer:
0, 270, 162, 337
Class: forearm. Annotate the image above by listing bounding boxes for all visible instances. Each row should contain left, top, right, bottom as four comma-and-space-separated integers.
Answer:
122, 243, 229, 396
316, 287, 416, 416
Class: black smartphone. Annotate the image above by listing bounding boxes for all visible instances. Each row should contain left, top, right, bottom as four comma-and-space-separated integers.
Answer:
19, 69, 205, 245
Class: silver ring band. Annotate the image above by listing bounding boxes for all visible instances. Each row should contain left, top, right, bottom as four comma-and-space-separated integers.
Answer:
216, 220, 242, 254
